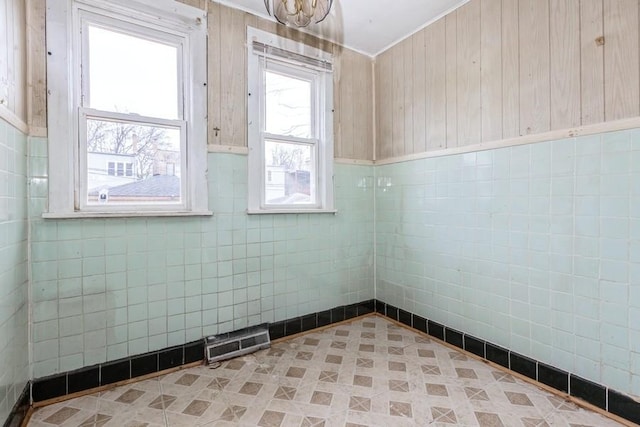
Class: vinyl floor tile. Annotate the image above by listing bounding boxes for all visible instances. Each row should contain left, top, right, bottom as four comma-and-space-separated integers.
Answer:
28, 316, 624, 427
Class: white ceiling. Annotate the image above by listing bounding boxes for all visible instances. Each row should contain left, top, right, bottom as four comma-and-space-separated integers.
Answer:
214, 0, 470, 57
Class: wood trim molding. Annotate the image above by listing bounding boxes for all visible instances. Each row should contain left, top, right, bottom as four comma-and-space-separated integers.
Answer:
0, 105, 29, 135
375, 117, 640, 166
207, 144, 249, 154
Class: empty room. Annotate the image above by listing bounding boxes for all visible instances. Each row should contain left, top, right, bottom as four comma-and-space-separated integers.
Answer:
1, 0, 640, 426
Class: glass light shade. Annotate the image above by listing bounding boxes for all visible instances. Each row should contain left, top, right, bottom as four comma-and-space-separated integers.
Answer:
264, 0, 333, 27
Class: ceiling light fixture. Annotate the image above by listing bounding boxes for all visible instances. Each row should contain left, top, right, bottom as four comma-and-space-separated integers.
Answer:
264, 0, 333, 27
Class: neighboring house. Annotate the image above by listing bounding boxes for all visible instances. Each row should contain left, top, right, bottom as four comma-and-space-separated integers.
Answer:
87, 151, 136, 190
87, 150, 181, 203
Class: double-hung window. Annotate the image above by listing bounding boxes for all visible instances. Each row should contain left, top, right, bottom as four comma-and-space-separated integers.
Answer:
247, 27, 335, 213
45, 0, 209, 217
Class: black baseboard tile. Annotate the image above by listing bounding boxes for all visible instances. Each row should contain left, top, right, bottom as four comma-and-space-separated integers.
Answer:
3, 382, 30, 427
570, 375, 606, 410
301, 314, 317, 332
159, 346, 183, 371
100, 359, 131, 386
131, 353, 158, 378
385, 304, 399, 321
464, 335, 485, 358
486, 343, 509, 368
330, 306, 345, 323
357, 299, 375, 316
510, 352, 537, 380
444, 328, 463, 349
68, 366, 99, 394
413, 315, 428, 334
268, 321, 285, 340
184, 341, 205, 364
317, 310, 331, 327
537, 362, 569, 393
427, 320, 445, 341
374, 299, 385, 314
32, 374, 67, 402
608, 389, 640, 424
284, 317, 302, 336
345, 303, 359, 320
398, 309, 412, 327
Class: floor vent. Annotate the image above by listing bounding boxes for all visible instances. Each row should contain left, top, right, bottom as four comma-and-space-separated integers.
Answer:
205, 323, 270, 364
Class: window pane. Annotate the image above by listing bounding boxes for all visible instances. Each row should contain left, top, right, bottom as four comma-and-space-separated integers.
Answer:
86, 118, 182, 205
264, 140, 315, 205
265, 70, 312, 138
87, 25, 179, 119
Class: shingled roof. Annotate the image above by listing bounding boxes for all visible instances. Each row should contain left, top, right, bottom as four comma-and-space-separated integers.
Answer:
90, 175, 180, 198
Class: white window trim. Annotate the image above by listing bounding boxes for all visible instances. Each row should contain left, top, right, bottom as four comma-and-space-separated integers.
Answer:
45, 0, 210, 218
247, 27, 335, 215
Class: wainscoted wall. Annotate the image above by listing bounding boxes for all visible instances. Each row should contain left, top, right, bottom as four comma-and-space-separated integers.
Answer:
28, 147, 375, 378
0, 119, 29, 424
206, 2, 374, 160
375, 0, 640, 159
376, 128, 640, 397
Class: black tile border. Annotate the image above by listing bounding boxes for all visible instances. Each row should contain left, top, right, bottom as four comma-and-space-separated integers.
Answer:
3, 383, 30, 427
27, 297, 640, 426
373, 299, 640, 426
31, 299, 376, 404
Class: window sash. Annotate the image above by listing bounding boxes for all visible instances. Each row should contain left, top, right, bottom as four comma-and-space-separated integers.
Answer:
78, 8, 185, 120
77, 107, 187, 212
247, 26, 334, 214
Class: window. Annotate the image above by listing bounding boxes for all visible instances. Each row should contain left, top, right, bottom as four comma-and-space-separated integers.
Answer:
45, 0, 209, 217
247, 27, 334, 214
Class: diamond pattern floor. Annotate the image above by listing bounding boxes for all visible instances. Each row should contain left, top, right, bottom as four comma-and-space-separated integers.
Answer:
28, 316, 625, 427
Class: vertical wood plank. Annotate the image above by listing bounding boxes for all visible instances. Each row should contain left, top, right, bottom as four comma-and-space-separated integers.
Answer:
604, 0, 639, 120
364, 57, 374, 160
403, 38, 414, 154
220, 6, 247, 146
519, 0, 550, 135
456, 0, 481, 146
376, 50, 393, 159
550, 0, 581, 129
445, 13, 458, 147
207, 3, 221, 145
332, 47, 343, 158
392, 44, 405, 157
26, 0, 47, 129
426, 18, 447, 150
480, 0, 503, 142
340, 49, 355, 159
502, 0, 519, 138
412, 30, 426, 154
354, 53, 374, 161
12, 0, 26, 120
580, 0, 605, 125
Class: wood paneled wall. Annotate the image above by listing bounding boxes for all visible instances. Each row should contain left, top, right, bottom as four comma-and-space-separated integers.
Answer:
1, 0, 27, 123
207, 3, 374, 161
30, 1, 374, 160
375, 0, 640, 160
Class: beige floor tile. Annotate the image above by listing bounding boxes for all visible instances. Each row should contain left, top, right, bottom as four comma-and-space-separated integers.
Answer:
28, 317, 625, 427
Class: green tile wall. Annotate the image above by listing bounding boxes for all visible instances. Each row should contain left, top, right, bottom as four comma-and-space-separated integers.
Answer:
29, 146, 374, 378
375, 130, 640, 397
0, 119, 29, 424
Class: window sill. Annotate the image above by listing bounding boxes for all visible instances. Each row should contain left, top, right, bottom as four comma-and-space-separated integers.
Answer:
247, 209, 337, 215
42, 210, 213, 219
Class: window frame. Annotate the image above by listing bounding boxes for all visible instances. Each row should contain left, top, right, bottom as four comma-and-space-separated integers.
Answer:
247, 27, 335, 214
45, 0, 210, 218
